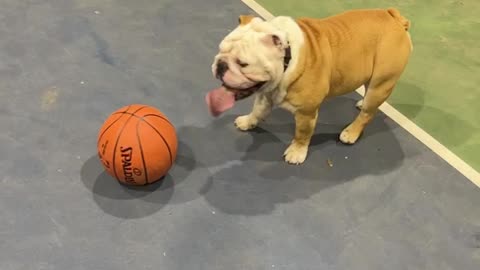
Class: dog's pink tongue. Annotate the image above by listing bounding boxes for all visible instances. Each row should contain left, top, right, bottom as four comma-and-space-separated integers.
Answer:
205, 86, 236, 117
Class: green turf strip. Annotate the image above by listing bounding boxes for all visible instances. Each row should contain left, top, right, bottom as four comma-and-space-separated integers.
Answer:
255, 0, 480, 172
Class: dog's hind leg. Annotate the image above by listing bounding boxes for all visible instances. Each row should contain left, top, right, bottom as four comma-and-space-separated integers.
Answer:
339, 78, 397, 144
355, 82, 370, 110
339, 24, 412, 144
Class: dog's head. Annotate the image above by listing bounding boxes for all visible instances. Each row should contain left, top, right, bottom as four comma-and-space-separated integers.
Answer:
211, 15, 290, 95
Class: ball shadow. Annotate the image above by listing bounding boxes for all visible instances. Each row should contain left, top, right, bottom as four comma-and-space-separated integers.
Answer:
79, 141, 198, 219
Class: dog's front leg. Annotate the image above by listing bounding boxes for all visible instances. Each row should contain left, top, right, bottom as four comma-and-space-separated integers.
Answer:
235, 94, 273, 131
284, 110, 318, 164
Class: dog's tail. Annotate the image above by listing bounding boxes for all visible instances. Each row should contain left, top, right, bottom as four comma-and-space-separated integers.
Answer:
387, 8, 410, 31
387, 8, 413, 51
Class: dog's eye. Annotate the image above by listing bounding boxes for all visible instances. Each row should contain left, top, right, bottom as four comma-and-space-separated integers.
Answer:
236, 60, 249, 68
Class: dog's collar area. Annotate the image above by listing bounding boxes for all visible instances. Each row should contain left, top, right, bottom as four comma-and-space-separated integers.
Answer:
284, 45, 291, 71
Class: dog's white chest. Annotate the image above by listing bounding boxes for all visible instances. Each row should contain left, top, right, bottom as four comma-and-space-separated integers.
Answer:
273, 81, 297, 113
276, 92, 297, 113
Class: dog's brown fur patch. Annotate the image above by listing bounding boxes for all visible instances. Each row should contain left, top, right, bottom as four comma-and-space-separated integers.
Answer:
280, 8, 413, 149
238, 15, 255, 25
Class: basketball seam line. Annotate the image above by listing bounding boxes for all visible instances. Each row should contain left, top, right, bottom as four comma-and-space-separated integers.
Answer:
116, 112, 174, 170
143, 114, 176, 130
111, 106, 149, 182
97, 105, 132, 148
142, 119, 174, 167
136, 120, 149, 185
110, 111, 175, 130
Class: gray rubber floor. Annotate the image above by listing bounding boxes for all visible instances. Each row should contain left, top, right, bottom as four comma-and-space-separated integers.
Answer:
1, 1, 479, 269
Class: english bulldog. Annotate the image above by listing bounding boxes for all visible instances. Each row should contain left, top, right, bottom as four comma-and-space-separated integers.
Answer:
206, 8, 413, 164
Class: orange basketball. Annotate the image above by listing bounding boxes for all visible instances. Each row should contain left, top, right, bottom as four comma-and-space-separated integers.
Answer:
97, 104, 178, 185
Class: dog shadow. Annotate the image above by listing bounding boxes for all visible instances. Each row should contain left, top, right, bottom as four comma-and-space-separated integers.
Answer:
177, 95, 408, 215
386, 81, 474, 147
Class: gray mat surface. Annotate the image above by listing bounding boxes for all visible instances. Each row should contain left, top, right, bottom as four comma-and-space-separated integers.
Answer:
0, 1, 479, 269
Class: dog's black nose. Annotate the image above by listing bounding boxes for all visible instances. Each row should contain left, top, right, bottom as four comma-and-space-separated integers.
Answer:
216, 61, 228, 79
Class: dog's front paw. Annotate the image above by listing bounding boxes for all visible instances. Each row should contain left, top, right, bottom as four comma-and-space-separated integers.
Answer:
283, 142, 308, 165
234, 115, 258, 131
339, 125, 362, 144
355, 99, 363, 110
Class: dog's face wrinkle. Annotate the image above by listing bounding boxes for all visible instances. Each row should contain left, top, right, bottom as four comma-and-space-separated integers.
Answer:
212, 20, 287, 92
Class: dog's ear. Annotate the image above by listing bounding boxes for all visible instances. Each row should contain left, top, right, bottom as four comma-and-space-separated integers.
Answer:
261, 33, 287, 50
238, 15, 255, 25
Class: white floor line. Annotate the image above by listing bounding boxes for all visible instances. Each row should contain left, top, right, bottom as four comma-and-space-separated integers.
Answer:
241, 0, 480, 188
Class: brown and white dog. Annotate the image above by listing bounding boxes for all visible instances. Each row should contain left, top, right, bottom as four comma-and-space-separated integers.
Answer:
208, 8, 413, 164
